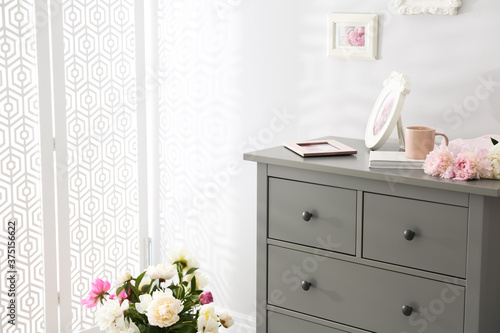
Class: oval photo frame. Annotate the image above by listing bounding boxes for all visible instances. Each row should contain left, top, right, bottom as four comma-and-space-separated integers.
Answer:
365, 72, 411, 150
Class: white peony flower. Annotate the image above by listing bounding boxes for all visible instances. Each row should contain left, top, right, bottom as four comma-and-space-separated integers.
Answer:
146, 290, 183, 328
488, 143, 500, 179
197, 304, 219, 333
135, 294, 153, 314
138, 276, 151, 291
114, 271, 133, 288
108, 315, 140, 333
146, 264, 176, 280
218, 312, 234, 328
186, 271, 208, 290
166, 246, 199, 269
96, 299, 129, 330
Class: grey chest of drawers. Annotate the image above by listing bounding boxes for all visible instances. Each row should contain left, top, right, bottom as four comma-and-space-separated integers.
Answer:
244, 137, 500, 333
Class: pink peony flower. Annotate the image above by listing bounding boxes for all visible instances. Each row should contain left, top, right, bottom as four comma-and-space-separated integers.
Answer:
345, 27, 366, 47
199, 291, 213, 305
81, 278, 111, 308
110, 288, 128, 305
453, 149, 492, 181
423, 143, 455, 178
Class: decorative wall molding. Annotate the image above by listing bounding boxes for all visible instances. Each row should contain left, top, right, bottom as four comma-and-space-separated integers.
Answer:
395, 0, 462, 15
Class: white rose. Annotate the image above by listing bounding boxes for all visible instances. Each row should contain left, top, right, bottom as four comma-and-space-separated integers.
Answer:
219, 312, 234, 328
114, 271, 133, 287
147, 264, 176, 280
136, 294, 153, 314
198, 304, 219, 333
147, 290, 183, 328
166, 246, 199, 269
96, 299, 129, 330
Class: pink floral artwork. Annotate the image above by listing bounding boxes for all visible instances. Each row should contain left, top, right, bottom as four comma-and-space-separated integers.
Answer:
373, 96, 394, 136
343, 26, 365, 47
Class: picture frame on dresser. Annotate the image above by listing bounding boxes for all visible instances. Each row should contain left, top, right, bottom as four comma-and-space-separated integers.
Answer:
395, 0, 463, 15
365, 72, 411, 150
327, 13, 378, 60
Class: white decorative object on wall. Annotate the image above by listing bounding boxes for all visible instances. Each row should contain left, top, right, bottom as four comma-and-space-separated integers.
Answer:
395, 0, 462, 15
327, 13, 378, 60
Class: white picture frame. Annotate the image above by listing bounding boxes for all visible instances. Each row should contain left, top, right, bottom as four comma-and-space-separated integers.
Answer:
327, 13, 378, 60
365, 72, 412, 150
395, 0, 462, 15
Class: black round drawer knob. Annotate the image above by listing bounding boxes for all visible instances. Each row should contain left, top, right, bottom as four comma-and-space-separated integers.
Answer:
404, 229, 416, 241
302, 211, 313, 222
402, 305, 413, 316
301, 281, 312, 291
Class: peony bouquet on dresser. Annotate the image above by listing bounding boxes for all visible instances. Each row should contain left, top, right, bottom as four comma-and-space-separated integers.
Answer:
423, 136, 500, 181
81, 247, 234, 333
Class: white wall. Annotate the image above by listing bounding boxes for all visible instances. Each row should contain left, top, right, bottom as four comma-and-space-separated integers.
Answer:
154, 1, 500, 331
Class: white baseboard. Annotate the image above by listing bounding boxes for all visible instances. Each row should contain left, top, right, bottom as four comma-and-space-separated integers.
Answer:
224, 310, 256, 333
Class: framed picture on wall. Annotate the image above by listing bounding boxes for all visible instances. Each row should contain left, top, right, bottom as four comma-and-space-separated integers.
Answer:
395, 0, 462, 15
327, 13, 378, 60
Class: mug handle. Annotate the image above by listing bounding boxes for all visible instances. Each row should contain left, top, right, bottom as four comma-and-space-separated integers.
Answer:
436, 133, 449, 146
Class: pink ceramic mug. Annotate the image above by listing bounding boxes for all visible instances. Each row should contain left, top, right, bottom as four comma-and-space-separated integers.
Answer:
405, 126, 449, 159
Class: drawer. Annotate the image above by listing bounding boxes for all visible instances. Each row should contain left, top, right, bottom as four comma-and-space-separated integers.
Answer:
268, 178, 356, 255
268, 246, 465, 333
268, 312, 348, 333
363, 193, 468, 278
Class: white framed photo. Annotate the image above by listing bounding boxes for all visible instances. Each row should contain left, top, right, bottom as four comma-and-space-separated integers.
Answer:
395, 0, 462, 15
327, 13, 378, 60
365, 72, 411, 150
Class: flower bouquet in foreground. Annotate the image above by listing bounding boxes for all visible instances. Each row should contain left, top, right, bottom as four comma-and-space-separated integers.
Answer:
81, 248, 234, 333
423, 136, 500, 181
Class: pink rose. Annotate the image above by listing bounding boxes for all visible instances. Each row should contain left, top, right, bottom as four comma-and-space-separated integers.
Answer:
199, 291, 213, 305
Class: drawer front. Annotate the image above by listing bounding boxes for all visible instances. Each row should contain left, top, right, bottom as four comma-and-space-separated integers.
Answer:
268, 312, 348, 333
268, 246, 465, 333
269, 178, 356, 255
363, 193, 468, 278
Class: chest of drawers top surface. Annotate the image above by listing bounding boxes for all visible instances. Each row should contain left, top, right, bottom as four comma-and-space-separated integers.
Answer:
243, 136, 500, 197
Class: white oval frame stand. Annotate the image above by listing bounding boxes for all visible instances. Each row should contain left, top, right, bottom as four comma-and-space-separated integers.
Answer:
365, 72, 411, 150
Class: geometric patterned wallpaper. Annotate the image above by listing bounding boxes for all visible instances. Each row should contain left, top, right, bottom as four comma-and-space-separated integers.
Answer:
61, 0, 140, 330
0, 1, 46, 332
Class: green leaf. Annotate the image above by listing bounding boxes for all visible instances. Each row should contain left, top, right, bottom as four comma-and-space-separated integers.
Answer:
135, 271, 147, 289
185, 267, 198, 275
125, 283, 130, 295
492, 138, 499, 145
190, 275, 197, 293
